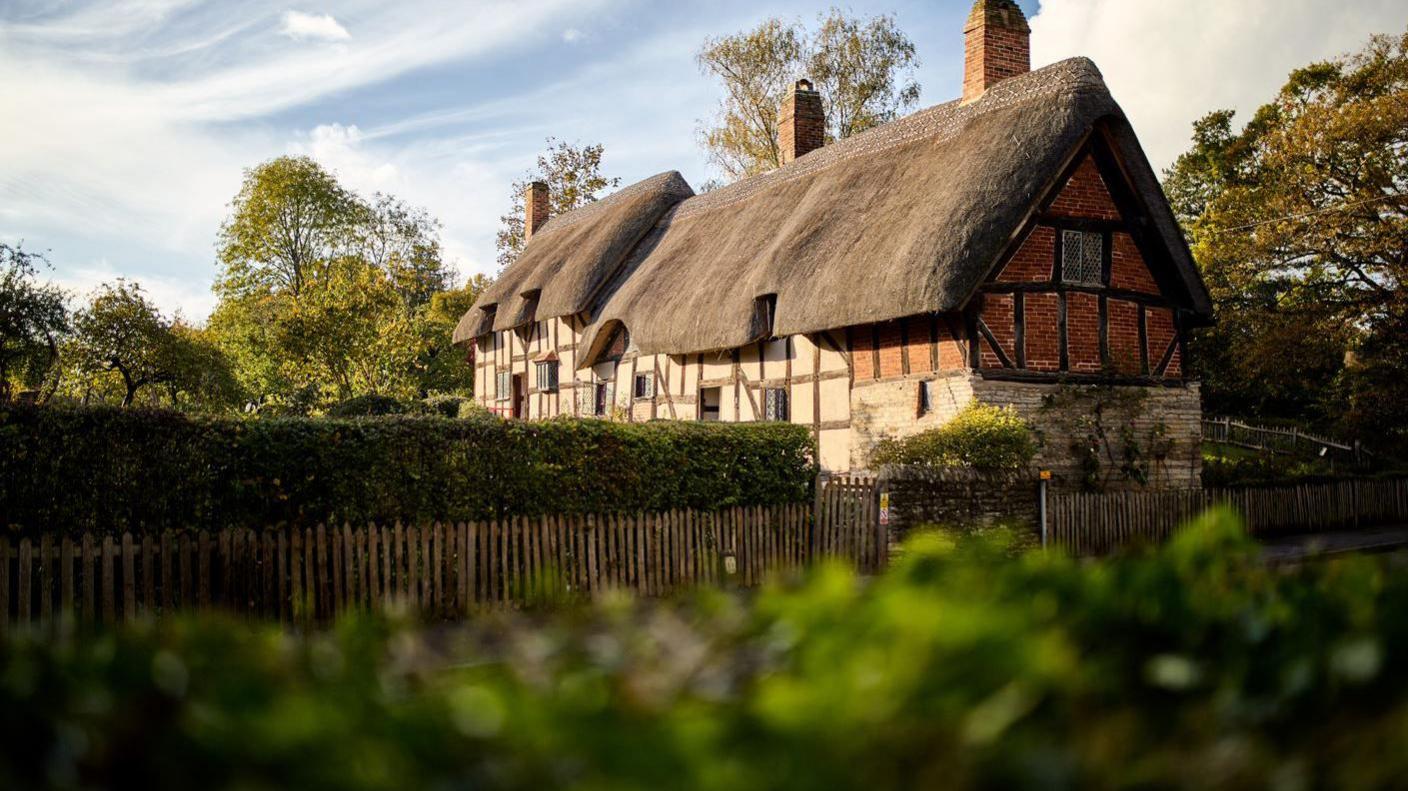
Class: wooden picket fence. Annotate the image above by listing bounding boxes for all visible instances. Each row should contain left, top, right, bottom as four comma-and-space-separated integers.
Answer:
1050, 478, 1408, 555
0, 493, 885, 630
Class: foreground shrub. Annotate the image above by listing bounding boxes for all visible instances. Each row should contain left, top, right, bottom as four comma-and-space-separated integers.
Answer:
0, 404, 815, 533
5, 511, 1408, 789
871, 402, 1038, 471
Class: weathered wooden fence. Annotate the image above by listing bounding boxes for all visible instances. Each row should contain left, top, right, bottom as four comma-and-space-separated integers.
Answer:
0, 485, 884, 630
1050, 478, 1408, 555
1202, 417, 1371, 464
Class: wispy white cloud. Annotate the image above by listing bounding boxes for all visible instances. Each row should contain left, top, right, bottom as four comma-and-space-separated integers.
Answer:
562, 28, 584, 43
278, 10, 350, 42
0, 0, 621, 315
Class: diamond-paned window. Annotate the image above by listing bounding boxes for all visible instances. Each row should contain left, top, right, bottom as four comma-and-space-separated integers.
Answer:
1062, 230, 1105, 286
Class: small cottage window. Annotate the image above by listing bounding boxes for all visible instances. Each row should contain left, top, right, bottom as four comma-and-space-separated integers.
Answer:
764, 388, 789, 422
699, 387, 722, 421
495, 371, 512, 402
918, 380, 934, 417
594, 383, 610, 416
633, 373, 654, 400
535, 361, 558, 392
1062, 230, 1105, 286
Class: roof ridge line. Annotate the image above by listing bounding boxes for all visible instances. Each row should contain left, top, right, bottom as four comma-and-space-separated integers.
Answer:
672, 58, 1105, 221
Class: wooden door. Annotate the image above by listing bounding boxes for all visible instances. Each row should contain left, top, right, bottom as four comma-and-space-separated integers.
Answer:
512, 374, 527, 419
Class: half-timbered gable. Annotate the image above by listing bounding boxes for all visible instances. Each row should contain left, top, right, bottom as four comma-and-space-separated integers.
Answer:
973, 131, 1198, 384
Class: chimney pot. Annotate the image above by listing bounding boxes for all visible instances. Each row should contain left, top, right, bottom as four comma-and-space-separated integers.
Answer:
963, 0, 1031, 104
525, 180, 550, 241
778, 79, 825, 166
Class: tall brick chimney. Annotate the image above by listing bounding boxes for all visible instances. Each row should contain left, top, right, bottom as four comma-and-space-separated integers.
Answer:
963, 0, 1031, 104
525, 180, 550, 241
778, 79, 825, 165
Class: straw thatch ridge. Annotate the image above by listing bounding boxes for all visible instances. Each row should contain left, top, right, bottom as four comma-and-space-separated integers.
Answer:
575, 58, 1210, 362
453, 171, 694, 342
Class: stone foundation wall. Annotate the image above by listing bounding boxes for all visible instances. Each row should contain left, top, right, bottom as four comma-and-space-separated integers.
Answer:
851, 371, 1203, 493
971, 377, 1203, 493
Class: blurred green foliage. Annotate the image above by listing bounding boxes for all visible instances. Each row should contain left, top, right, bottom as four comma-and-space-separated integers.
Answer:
0, 404, 816, 533
5, 510, 1407, 789
871, 402, 1038, 471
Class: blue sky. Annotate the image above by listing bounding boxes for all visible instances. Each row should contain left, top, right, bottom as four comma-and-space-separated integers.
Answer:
1, 0, 1402, 319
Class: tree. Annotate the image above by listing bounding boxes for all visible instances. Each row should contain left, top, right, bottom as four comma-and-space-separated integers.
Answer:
64, 281, 222, 408
216, 157, 364, 299
418, 274, 492, 395
210, 156, 459, 412
0, 244, 68, 402
697, 8, 920, 180
361, 193, 450, 309
1166, 28, 1408, 448
495, 139, 621, 270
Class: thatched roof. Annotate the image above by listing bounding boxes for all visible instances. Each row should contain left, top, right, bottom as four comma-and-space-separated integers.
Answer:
453, 171, 694, 342
459, 58, 1212, 361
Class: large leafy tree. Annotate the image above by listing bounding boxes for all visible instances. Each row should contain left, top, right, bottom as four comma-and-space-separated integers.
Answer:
0, 244, 68, 402
1166, 28, 1408, 447
495, 138, 620, 270
211, 156, 463, 413
697, 9, 920, 180
217, 157, 363, 299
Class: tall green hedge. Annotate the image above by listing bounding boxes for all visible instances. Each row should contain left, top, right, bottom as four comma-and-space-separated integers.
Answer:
0, 405, 815, 533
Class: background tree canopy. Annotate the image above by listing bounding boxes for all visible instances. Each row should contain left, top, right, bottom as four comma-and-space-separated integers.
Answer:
209, 156, 478, 414
0, 244, 67, 402
1167, 28, 1408, 452
59, 281, 242, 410
697, 9, 920, 181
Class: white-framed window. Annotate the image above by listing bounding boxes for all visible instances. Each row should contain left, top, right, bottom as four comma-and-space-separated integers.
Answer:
764, 388, 789, 422
633, 373, 654, 400
535, 361, 559, 392
495, 370, 512, 402
1062, 230, 1105, 286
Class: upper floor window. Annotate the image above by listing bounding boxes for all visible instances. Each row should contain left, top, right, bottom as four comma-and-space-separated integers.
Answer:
1062, 230, 1105, 287
633, 373, 655, 400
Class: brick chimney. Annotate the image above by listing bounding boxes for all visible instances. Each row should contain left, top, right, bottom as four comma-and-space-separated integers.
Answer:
963, 0, 1031, 104
778, 79, 825, 165
525, 180, 550, 241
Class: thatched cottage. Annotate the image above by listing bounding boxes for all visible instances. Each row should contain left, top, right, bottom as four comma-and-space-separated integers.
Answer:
455, 0, 1214, 489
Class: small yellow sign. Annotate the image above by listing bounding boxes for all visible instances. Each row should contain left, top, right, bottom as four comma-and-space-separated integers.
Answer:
1040, 470, 1053, 481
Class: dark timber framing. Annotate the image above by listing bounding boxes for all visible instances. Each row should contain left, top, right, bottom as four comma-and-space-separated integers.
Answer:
965, 131, 1193, 384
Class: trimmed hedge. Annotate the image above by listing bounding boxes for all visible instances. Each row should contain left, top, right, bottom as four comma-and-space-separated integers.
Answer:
0, 404, 815, 533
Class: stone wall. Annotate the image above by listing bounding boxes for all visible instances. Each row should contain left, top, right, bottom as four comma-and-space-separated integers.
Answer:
851, 371, 1203, 493
972, 376, 1203, 493
878, 467, 1040, 545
